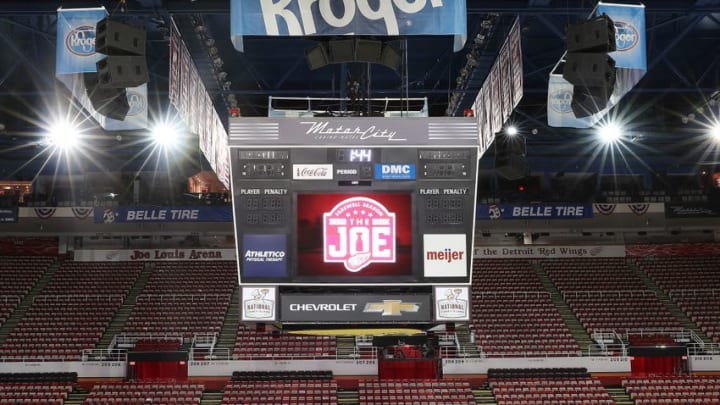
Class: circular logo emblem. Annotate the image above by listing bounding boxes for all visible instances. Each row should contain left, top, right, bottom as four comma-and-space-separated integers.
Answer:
614, 21, 639, 51
126, 91, 147, 116
65, 25, 96, 56
549, 90, 573, 114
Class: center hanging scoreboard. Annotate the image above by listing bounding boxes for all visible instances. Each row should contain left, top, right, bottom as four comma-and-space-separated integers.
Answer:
228, 117, 479, 287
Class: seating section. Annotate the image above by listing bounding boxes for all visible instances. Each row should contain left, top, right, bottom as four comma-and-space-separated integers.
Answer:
133, 339, 181, 352
637, 256, 720, 342
0, 256, 53, 328
490, 377, 614, 405
622, 376, 720, 404
471, 259, 578, 355
123, 261, 236, 338
233, 326, 337, 359
0, 261, 142, 361
542, 258, 680, 333
358, 380, 474, 405
222, 380, 338, 405
0, 382, 73, 405
84, 382, 204, 405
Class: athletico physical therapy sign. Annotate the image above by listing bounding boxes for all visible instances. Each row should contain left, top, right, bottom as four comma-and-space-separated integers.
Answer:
231, 0, 467, 52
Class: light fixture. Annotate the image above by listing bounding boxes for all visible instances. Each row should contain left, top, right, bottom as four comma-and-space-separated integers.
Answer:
505, 125, 518, 136
597, 122, 622, 143
45, 120, 81, 151
151, 121, 181, 149
711, 122, 720, 141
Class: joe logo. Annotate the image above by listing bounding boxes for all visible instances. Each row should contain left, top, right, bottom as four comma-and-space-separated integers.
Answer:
614, 21, 639, 51
65, 25, 96, 56
549, 90, 573, 114
126, 91, 147, 117
323, 197, 396, 272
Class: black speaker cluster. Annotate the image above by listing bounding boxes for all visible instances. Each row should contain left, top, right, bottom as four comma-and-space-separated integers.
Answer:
562, 14, 617, 118
495, 134, 528, 181
305, 38, 401, 71
85, 18, 148, 121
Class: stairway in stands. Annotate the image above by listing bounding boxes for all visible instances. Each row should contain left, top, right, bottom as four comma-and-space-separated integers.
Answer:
472, 383, 497, 404
534, 262, 594, 352
335, 336, 358, 358
455, 324, 482, 357
606, 386, 634, 405
629, 262, 711, 343
214, 285, 240, 355
0, 259, 59, 346
95, 262, 154, 350
199, 391, 223, 405
63, 387, 89, 405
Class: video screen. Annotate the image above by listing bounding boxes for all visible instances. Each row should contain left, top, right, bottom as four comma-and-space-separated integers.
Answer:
296, 193, 413, 280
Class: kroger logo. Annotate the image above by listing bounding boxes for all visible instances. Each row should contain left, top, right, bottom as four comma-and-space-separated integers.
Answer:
126, 91, 147, 116
614, 21, 639, 51
549, 89, 573, 114
65, 25, 96, 56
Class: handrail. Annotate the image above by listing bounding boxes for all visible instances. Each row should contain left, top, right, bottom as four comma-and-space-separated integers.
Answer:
135, 294, 229, 303
113, 333, 185, 348
562, 290, 658, 299
33, 294, 124, 303
191, 346, 379, 362
81, 349, 128, 362
687, 343, 720, 356
0, 295, 21, 305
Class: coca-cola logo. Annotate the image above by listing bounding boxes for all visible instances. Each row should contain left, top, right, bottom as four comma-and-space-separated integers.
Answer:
293, 164, 333, 180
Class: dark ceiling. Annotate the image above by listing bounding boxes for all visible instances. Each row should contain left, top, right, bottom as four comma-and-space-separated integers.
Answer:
0, 0, 719, 182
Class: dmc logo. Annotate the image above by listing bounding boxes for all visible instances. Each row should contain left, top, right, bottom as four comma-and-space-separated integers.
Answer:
549, 90, 573, 114
65, 25, 96, 56
126, 91, 146, 116
614, 21, 639, 51
382, 165, 411, 175
323, 197, 396, 272
426, 248, 465, 263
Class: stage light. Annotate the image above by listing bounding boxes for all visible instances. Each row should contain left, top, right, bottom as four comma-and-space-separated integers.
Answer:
45, 120, 80, 150
505, 126, 518, 136
151, 121, 181, 148
597, 122, 622, 143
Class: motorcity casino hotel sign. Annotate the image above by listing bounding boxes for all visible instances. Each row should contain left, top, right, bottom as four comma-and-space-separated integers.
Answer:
231, 0, 467, 51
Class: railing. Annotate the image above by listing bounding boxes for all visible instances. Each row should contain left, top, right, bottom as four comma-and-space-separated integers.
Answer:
562, 290, 658, 299
669, 288, 720, 298
624, 328, 696, 344
135, 294, 229, 303
191, 347, 230, 361
190, 346, 378, 361
481, 351, 584, 359
33, 294, 125, 304
191, 333, 217, 349
110, 333, 185, 350
81, 349, 127, 362
355, 335, 373, 347
0, 295, 21, 305
687, 343, 720, 356
586, 343, 626, 357
473, 291, 552, 299
267, 96, 429, 118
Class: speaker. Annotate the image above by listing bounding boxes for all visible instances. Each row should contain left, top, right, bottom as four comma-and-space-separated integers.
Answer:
566, 14, 616, 53
306, 43, 329, 70
571, 85, 613, 118
380, 44, 402, 71
328, 39, 355, 63
355, 39, 382, 63
563, 53, 616, 88
95, 18, 146, 56
496, 154, 528, 181
84, 73, 129, 121
96, 56, 149, 88
495, 135, 527, 156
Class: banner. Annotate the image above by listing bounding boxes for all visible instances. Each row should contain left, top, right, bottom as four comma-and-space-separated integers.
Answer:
433, 286, 470, 322
169, 19, 230, 189
94, 206, 232, 223
592, 203, 664, 216
472, 17, 522, 155
0, 238, 58, 256
231, 0, 467, 52
19, 207, 93, 220
547, 3, 646, 128
241, 286, 277, 322
626, 243, 720, 257
280, 293, 432, 323
56, 8, 148, 130
0, 207, 17, 223
665, 203, 720, 218
476, 203, 592, 220
73, 248, 236, 262
474, 245, 627, 259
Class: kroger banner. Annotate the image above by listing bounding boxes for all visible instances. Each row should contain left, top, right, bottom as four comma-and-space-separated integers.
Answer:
231, 0, 467, 52
94, 206, 233, 223
476, 204, 592, 220
547, 3, 646, 128
56, 8, 148, 130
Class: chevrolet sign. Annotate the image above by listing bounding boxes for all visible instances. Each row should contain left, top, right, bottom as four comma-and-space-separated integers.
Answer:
280, 294, 431, 323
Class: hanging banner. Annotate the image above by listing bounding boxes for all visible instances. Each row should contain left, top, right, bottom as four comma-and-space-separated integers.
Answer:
56, 8, 148, 130
547, 3, 646, 128
94, 206, 233, 223
476, 203, 592, 220
230, 0, 467, 52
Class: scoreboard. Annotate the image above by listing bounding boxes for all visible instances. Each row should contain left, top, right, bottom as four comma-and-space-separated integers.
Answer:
228, 117, 479, 323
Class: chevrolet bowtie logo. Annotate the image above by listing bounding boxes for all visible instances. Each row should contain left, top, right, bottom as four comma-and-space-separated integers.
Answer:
363, 300, 420, 316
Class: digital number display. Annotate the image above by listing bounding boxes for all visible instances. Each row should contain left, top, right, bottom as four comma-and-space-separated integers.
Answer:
336, 149, 374, 162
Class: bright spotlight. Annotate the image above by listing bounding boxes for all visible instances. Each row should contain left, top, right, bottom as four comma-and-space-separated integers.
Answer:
45, 120, 80, 150
151, 122, 181, 148
505, 126, 518, 136
597, 122, 622, 143
711, 122, 720, 141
